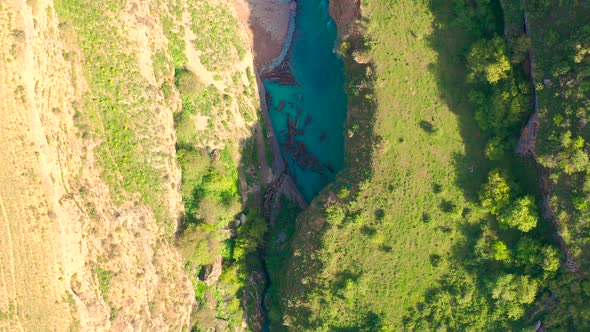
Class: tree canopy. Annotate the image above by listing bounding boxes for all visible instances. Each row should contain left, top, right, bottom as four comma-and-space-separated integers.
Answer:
468, 37, 512, 84
499, 196, 539, 232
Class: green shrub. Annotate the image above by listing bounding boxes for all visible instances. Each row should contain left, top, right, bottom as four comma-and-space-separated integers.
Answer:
573, 195, 589, 211
221, 239, 234, 261
97, 266, 112, 297
480, 170, 512, 215
174, 68, 203, 97
325, 205, 346, 225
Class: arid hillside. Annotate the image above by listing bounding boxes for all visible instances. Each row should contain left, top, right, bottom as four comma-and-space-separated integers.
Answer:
0, 0, 263, 330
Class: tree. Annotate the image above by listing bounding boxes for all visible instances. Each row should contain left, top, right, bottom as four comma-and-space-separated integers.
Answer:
468, 37, 512, 84
490, 274, 539, 320
511, 35, 532, 64
559, 132, 588, 175
541, 246, 561, 274
539, 131, 589, 174
404, 268, 491, 330
233, 209, 267, 261
450, 0, 500, 35
484, 136, 507, 160
515, 237, 542, 267
514, 237, 554, 277
499, 195, 539, 232
475, 226, 512, 262
480, 170, 512, 215
492, 241, 511, 262
528, 0, 552, 14
573, 195, 589, 212
471, 76, 530, 136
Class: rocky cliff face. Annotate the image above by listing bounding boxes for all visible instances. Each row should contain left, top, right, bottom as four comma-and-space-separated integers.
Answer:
0, 0, 261, 329
0, 0, 194, 329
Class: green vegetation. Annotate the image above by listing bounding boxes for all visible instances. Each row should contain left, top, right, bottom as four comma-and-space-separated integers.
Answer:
264, 198, 302, 330
53, 0, 590, 330
528, 1, 590, 269
164, 3, 269, 328
96, 266, 112, 297
523, 1, 590, 329
269, 0, 590, 330
57, 0, 268, 329
276, 0, 496, 328
174, 65, 262, 330
162, 16, 187, 67
55, 0, 171, 226
0, 305, 15, 321
187, 1, 245, 72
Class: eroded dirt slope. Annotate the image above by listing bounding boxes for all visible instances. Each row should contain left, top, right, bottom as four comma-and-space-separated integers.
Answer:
0, 0, 194, 330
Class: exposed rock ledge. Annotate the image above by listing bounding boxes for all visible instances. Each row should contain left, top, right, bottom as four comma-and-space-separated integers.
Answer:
329, 0, 361, 40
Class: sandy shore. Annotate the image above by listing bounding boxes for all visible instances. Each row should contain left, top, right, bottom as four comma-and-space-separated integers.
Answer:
233, 0, 292, 68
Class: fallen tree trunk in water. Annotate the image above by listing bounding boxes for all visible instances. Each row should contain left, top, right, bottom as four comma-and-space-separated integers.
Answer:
261, 60, 299, 86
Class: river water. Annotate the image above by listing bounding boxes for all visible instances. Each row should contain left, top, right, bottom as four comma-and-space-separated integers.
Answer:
264, 0, 348, 202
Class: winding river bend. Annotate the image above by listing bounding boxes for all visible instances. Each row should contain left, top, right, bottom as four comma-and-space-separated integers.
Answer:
263, 0, 348, 202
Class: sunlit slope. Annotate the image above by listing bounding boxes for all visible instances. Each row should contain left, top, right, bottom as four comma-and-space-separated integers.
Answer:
0, 3, 75, 328
0, 0, 263, 329
280, 0, 486, 328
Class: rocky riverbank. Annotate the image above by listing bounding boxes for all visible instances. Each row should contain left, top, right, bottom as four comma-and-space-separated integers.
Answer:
233, 0, 293, 68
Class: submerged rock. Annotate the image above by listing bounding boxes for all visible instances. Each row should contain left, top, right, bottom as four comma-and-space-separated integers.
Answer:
277, 100, 286, 112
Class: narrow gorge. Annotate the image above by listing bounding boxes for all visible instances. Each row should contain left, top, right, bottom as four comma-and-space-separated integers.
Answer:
261, 0, 348, 202
236, 0, 352, 328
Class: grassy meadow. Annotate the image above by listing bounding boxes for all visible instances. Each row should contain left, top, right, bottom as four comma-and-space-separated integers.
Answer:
276, 0, 492, 329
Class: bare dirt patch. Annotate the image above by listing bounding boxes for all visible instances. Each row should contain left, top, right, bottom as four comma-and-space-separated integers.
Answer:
232, 0, 290, 68
192, 114, 209, 131
0, 1, 84, 329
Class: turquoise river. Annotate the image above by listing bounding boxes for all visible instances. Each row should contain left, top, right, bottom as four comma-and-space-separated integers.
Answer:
263, 0, 348, 202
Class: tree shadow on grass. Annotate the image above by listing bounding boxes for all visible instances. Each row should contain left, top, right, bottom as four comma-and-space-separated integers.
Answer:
425, 0, 505, 201
331, 311, 382, 332
399, 0, 508, 329
331, 270, 362, 297
419, 120, 437, 134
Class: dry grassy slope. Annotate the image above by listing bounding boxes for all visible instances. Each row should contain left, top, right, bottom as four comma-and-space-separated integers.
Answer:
157, 0, 270, 328
180, 0, 259, 151
0, 0, 265, 329
0, 0, 215, 330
